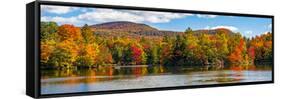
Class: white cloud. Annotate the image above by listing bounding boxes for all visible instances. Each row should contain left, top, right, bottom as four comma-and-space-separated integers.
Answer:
41, 8, 192, 26
204, 25, 238, 31
41, 8, 192, 25
263, 31, 271, 34
41, 16, 80, 25
196, 14, 217, 18
41, 5, 77, 14
77, 8, 191, 23
245, 30, 253, 34
81, 8, 88, 13
268, 24, 272, 28
204, 26, 210, 29
244, 30, 254, 38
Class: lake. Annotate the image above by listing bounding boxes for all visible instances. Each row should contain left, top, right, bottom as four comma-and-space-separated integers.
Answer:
41, 65, 272, 95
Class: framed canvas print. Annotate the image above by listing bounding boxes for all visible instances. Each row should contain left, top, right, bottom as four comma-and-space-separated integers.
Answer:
26, 0, 274, 98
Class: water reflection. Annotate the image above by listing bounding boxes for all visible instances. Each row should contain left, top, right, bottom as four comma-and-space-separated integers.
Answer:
41, 65, 272, 94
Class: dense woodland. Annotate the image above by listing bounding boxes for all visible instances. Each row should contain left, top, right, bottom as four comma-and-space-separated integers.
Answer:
40, 22, 273, 69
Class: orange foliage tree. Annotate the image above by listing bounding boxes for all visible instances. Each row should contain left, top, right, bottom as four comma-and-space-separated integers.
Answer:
228, 39, 247, 64
76, 43, 99, 67
57, 24, 82, 41
48, 40, 79, 68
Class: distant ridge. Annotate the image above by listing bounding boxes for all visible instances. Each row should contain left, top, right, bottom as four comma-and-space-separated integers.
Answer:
89, 21, 235, 36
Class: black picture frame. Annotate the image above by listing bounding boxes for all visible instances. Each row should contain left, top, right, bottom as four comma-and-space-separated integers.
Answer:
26, 0, 274, 98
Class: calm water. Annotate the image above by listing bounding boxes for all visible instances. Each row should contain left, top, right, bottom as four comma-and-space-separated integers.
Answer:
41, 65, 272, 95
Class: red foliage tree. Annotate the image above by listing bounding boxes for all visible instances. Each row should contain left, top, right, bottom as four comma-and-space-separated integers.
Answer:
131, 45, 143, 64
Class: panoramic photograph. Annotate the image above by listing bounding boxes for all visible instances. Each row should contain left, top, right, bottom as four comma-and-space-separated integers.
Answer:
40, 5, 273, 94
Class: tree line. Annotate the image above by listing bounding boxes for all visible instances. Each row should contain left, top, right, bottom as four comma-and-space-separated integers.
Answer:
40, 22, 273, 69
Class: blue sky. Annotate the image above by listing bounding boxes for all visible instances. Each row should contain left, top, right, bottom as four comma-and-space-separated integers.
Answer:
41, 5, 272, 38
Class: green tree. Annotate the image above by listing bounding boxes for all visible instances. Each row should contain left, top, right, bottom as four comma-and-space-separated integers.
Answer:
48, 40, 79, 69
81, 24, 95, 43
184, 27, 193, 35
169, 35, 187, 66
147, 45, 160, 65
183, 28, 200, 65
96, 45, 113, 66
76, 43, 99, 67
198, 33, 217, 65
41, 22, 58, 39
111, 38, 127, 65
215, 32, 229, 62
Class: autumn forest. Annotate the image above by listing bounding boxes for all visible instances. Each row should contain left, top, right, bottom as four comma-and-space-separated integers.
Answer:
40, 21, 273, 69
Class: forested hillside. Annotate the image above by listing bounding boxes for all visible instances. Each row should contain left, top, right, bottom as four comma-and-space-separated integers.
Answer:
40, 21, 273, 69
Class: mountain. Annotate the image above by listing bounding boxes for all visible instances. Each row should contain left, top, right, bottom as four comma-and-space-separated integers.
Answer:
194, 28, 236, 36
90, 21, 158, 31
89, 21, 235, 37
90, 21, 182, 36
